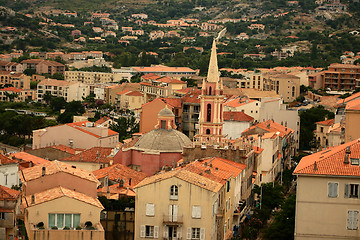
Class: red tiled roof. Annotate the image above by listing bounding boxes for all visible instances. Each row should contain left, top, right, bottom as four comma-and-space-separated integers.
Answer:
96, 117, 110, 124
0, 87, 22, 92
97, 184, 136, 197
161, 97, 182, 108
181, 89, 201, 104
141, 73, 161, 80
346, 98, 360, 111
92, 164, 146, 188
0, 154, 19, 165
223, 111, 254, 122
61, 147, 113, 164
23, 186, 103, 209
156, 76, 185, 84
316, 119, 335, 126
20, 160, 99, 183
126, 91, 143, 96
224, 97, 256, 108
116, 90, 131, 95
294, 139, 360, 176
0, 185, 20, 200
242, 120, 294, 138
65, 121, 118, 138
51, 144, 83, 155
10, 152, 49, 165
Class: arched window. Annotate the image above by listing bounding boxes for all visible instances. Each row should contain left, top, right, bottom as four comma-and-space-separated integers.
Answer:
206, 129, 211, 135
170, 185, 178, 200
207, 104, 211, 122
209, 86, 212, 95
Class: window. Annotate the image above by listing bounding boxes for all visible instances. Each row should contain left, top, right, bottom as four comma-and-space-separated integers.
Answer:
146, 203, 155, 216
146, 225, 154, 237
347, 210, 359, 230
226, 180, 231, 192
170, 185, 178, 200
206, 104, 211, 122
0, 212, 6, 220
345, 184, 360, 198
140, 225, 159, 238
161, 120, 166, 129
328, 182, 338, 198
192, 206, 201, 219
191, 228, 200, 239
48, 213, 80, 228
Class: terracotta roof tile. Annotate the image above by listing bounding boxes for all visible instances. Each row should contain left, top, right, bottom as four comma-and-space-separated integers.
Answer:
92, 164, 146, 188
23, 186, 103, 209
134, 168, 223, 192
61, 147, 113, 164
20, 160, 99, 183
223, 111, 254, 122
97, 184, 136, 197
51, 144, 82, 155
224, 97, 256, 108
161, 97, 182, 108
0, 185, 20, 200
294, 139, 360, 176
96, 117, 110, 124
316, 119, 335, 126
0, 87, 22, 92
0, 154, 19, 165
346, 98, 360, 111
10, 152, 49, 165
126, 91, 143, 96
242, 120, 294, 138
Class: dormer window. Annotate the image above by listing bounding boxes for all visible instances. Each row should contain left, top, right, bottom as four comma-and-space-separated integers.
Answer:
351, 158, 360, 165
170, 185, 178, 200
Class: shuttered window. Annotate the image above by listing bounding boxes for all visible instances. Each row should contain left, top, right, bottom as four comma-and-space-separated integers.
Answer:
146, 203, 155, 216
328, 182, 338, 198
347, 210, 359, 230
192, 206, 201, 219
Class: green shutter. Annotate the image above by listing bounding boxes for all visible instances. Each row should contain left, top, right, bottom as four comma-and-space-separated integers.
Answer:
345, 184, 349, 198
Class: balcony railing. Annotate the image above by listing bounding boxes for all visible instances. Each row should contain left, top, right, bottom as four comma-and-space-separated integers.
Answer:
163, 215, 183, 224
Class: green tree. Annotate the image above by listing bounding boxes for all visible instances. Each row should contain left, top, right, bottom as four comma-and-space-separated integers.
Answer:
299, 106, 335, 149
50, 97, 66, 112
52, 73, 64, 80
110, 111, 139, 142
263, 194, 296, 240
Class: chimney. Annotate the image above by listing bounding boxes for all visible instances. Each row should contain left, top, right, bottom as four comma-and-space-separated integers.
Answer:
205, 169, 211, 174
42, 167, 46, 176
204, 162, 208, 167
314, 161, 317, 171
344, 146, 351, 164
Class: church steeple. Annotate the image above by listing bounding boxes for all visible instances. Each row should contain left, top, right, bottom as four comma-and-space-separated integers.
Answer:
207, 40, 219, 83
196, 39, 224, 144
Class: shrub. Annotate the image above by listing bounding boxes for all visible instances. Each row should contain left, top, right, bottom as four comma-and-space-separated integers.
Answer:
76, 226, 82, 230
51, 226, 58, 230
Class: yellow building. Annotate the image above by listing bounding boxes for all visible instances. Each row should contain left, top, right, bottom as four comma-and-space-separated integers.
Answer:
345, 99, 360, 143
115, 90, 144, 111
294, 139, 360, 239
263, 73, 300, 102
134, 157, 247, 240
20, 160, 105, 240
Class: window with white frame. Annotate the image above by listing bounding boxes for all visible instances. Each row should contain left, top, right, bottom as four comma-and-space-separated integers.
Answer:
328, 182, 338, 198
170, 185, 178, 200
347, 210, 359, 230
48, 213, 80, 228
191, 228, 200, 239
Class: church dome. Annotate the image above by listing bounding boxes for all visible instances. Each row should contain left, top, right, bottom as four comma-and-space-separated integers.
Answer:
133, 129, 192, 152
158, 107, 174, 117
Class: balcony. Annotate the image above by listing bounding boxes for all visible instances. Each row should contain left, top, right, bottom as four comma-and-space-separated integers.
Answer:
163, 215, 183, 225
28, 222, 105, 240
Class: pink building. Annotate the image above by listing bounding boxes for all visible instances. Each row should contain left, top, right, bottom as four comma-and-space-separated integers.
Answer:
114, 107, 191, 176
32, 121, 119, 150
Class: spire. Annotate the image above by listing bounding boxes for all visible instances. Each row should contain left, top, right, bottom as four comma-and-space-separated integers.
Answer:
207, 39, 219, 83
